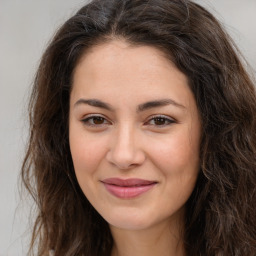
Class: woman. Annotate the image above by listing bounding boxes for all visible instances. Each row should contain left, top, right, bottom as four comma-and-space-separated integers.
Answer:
22, 0, 256, 255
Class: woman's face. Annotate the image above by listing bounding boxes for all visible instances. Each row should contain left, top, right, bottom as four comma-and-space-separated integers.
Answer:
69, 40, 201, 231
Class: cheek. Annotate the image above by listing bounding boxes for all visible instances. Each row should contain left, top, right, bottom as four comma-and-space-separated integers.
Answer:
149, 126, 200, 201
149, 133, 200, 212
69, 127, 107, 178
69, 131, 109, 204
151, 131, 200, 171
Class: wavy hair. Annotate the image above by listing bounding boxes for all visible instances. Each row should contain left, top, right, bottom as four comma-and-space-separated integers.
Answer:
22, 0, 256, 255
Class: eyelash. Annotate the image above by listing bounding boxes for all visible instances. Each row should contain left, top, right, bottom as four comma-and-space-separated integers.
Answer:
145, 115, 175, 127
81, 114, 175, 128
81, 114, 111, 127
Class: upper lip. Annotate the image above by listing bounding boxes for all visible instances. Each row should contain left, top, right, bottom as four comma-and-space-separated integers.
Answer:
101, 178, 157, 187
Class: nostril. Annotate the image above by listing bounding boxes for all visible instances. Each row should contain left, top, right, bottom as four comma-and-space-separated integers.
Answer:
105, 131, 146, 169
106, 150, 145, 170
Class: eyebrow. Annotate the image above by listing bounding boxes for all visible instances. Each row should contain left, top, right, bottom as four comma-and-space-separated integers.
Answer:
74, 99, 114, 111
137, 99, 185, 112
74, 98, 185, 112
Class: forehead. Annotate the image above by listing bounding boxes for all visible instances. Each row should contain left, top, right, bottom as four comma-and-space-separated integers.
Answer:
77, 40, 169, 66
71, 40, 193, 108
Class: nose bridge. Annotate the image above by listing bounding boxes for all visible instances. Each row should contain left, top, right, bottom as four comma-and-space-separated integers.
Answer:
107, 121, 145, 169
113, 122, 136, 160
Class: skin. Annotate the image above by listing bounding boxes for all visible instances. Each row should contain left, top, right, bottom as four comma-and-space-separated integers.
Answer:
69, 40, 201, 256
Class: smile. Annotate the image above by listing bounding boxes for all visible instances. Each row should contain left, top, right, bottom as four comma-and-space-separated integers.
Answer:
101, 178, 158, 199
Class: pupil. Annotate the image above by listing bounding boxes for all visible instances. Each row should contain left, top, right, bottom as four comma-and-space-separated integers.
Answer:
93, 117, 104, 124
155, 117, 165, 125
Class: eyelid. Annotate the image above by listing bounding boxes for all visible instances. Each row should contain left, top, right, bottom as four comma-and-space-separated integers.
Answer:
144, 114, 176, 126
80, 114, 176, 128
81, 114, 112, 127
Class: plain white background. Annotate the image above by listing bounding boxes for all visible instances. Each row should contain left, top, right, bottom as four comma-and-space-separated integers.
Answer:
0, 0, 255, 255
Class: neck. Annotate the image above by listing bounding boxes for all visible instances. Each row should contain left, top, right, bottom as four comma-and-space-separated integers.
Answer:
110, 216, 185, 256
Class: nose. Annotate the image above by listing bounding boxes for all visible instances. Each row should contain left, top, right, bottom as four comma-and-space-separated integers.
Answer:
106, 125, 146, 170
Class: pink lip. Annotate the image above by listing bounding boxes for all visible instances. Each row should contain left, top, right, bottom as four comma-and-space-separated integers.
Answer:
101, 178, 157, 199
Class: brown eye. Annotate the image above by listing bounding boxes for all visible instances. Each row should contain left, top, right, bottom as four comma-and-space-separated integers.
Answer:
153, 117, 167, 125
92, 116, 105, 125
146, 115, 175, 127
81, 115, 110, 127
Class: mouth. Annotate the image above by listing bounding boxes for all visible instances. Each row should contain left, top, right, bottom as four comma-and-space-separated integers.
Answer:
101, 178, 158, 199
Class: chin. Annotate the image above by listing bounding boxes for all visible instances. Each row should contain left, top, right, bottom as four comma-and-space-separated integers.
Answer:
103, 208, 158, 231
108, 218, 152, 231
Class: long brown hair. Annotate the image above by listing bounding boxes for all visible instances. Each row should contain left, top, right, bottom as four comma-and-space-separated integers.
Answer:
22, 0, 256, 255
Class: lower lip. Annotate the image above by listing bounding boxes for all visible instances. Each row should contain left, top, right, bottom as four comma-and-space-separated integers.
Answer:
103, 183, 156, 199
